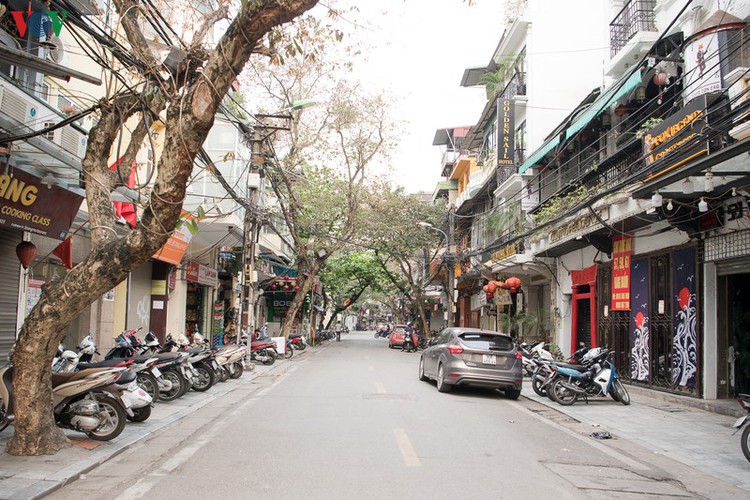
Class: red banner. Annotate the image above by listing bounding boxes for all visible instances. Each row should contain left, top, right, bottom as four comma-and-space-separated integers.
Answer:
611, 235, 633, 311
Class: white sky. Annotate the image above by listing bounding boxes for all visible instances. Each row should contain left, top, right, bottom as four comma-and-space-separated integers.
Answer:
342, 0, 507, 193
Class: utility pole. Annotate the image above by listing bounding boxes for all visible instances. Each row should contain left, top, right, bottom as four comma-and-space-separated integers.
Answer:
446, 204, 456, 327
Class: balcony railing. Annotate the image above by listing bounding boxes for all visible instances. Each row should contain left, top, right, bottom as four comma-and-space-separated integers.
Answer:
501, 71, 527, 100
610, 0, 657, 58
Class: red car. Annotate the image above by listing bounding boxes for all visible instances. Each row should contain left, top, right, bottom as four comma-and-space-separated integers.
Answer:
389, 325, 412, 348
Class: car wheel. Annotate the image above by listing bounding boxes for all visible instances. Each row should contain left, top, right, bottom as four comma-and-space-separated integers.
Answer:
418, 357, 428, 381
436, 364, 451, 393
504, 389, 521, 400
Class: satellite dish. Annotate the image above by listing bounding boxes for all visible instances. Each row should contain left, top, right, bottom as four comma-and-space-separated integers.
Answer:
45, 35, 65, 64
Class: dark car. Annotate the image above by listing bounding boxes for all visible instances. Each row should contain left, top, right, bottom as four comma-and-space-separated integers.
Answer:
419, 328, 522, 399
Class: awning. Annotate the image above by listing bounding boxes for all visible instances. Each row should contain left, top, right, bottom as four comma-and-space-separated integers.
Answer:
187, 213, 243, 258
564, 66, 646, 140
518, 65, 645, 175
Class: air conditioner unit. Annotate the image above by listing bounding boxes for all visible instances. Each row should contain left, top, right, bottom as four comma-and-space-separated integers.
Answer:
44, 35, 66, 65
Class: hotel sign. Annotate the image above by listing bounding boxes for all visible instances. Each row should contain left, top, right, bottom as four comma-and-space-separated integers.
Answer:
491, 243, 518, 262
549, 209, 608, 243
642, 95, 709, 182
497, 98, 515, 166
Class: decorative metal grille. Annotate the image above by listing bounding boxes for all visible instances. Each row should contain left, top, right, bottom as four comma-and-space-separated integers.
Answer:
705, 229, 750, 262
610, 0, 657, 58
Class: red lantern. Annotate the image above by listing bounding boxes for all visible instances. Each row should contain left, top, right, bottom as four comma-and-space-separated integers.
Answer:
485, 292, 494, 301
505, 276, 522, 292
294, 286, 300, 291
486, 281, 497, 294
653, 72, 669, 87
16, 241, 37, 269
494, 280, 506, 289
283, 275, 289, 280
482, 284, 489, 293
271, 284, 277, 290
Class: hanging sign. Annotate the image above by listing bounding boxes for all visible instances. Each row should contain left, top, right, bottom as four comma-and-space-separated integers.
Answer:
611, 235, 632, 311
0, 169, 83, 240
497, 98, 515, 166
153, 212, 198, 265
185, 261, 218, 287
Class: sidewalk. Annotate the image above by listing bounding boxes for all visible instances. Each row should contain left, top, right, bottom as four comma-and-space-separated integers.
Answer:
521, 379, 750, 492
0, 349, 315, 500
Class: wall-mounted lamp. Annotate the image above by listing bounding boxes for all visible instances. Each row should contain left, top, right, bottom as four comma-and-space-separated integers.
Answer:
698, 198, 708, 213
682, 177, 694, 194
667, 199, 674, 211
704, 170, 714, 192
635, 86, 647, 103
651, 192, 663, 208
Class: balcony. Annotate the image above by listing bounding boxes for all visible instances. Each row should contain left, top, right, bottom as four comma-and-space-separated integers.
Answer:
607, 0, 658, 77
501, 72, 527, 101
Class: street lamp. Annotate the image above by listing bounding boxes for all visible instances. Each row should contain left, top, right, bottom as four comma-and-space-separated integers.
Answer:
417, 221, 455, 327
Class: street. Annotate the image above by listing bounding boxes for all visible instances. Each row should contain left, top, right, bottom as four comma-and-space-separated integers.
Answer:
46, 332, 747, 500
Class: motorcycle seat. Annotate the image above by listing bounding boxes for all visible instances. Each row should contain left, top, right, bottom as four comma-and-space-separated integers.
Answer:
77, 359, 130, 369
115, 371, 137, 384
51, 368, 121, 386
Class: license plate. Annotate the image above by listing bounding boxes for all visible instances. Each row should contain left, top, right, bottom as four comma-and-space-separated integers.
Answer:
734, 415, 748, 428
482, 354, 496, 365
151, 367, 161, 377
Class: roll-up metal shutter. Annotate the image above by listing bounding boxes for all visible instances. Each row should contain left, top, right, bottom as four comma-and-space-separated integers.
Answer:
716, 257, 750, 276
0, 231, 21, 360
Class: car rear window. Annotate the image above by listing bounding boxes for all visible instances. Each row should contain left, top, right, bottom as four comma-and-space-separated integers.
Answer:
458, 333, 514, 351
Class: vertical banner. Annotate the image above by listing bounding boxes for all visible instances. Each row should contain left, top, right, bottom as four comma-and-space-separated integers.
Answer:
630, 258, 650, 381
611, 235, 632, 311
672, 247, 697, 387
497, 98, 515, 166
212, 300, 225, 346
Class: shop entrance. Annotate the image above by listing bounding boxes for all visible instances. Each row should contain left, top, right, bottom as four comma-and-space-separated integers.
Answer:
571, 265, 598, 352
718, 272, 750, 397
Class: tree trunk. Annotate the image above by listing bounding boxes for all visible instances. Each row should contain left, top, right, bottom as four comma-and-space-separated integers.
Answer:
281, 259, 322, 338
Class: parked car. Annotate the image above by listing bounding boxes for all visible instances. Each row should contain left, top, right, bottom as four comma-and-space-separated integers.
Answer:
418, 328, 522, 399
388, 325, 409, 348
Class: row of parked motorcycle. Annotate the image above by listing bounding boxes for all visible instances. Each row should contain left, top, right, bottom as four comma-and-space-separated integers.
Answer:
0, 328, 309, 444
519, 341, 631, 406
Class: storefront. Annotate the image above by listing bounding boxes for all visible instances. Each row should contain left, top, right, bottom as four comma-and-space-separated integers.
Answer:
184, 261, 218, 340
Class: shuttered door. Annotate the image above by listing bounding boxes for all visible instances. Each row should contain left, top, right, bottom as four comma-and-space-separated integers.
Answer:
0, 231, 21, 360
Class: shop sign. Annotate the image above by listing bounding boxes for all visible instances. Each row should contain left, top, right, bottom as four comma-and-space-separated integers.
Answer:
185, 261, 218, 287
491, 243, 518, 262
26, 278, 44, 317
471, 292, 487, 311
571, 264, 597, 286
611, 236, 632, 311
683, 32, 722, 103
494, 288, 512, 306
642, 96, 709, 181
549, 210, 607, 243
0, 169, 83, 240
497, 98, 515, 166
153, 212, 198, 265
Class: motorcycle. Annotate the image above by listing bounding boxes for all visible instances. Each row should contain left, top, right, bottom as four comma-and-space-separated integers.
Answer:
249, 338, 277, 366
733, 393, 750, 462
548, 349, 630, 406
374, 327, 390, 339
402, 331, 418, 353
0, 363, 129, 440
289, 333, 307, 351
530, 345, 591, 398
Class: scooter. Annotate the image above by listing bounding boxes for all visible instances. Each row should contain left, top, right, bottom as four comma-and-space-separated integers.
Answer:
402, 332, 418, 353
548, 349, 630, 406
289, 333, 307, 350
0, 363, 129, 440
733, 393, 750, 462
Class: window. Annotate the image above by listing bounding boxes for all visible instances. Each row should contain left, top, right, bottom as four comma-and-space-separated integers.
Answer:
458, 332, 513, 351
42, 122, 55, 141
40, 83, 51, 103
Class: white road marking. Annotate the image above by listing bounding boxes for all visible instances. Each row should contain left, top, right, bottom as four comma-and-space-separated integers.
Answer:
394, 428, 421, 467
508, 401, 650, 471
375, 382, 386, 394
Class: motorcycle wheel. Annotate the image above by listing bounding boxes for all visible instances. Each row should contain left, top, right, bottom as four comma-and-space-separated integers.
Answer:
0, 404, 10, 433
612, 379, 630, 405
136, 372, 160, 403
127, 405, 152, 423
296, 343, 306, 351
229, 362, 244, 379
532, 377, 547, 397
261, 350, 276, 365
742, 425, 750, 463
550, 379, 578, 406
374, 333, 379, 339
284, 346, 293, 359
191, 363, 216, 392
177, 372, 192, 397
159, 369, 185, 402
86, 395, 126, 441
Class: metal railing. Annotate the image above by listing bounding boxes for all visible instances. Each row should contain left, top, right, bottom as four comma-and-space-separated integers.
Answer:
501, 71, 527, 100
610, 0, 657, 58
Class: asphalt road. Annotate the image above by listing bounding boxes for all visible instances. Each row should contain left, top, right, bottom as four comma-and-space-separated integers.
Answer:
46, 331, 744, 499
